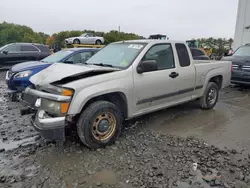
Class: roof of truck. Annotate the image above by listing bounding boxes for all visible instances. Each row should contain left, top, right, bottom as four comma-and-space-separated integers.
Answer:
114, 39, 184, 44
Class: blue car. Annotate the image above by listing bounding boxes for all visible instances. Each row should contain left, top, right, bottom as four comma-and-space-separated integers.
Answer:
6, 48, 100, 94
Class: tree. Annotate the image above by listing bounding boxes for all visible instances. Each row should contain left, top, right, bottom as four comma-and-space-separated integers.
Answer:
46, 36, 55, 46
0, 22, 45, 46
197, 38, 233, 55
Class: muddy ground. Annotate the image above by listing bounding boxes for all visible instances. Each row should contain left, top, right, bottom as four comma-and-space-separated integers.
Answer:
0, 71, 250, 188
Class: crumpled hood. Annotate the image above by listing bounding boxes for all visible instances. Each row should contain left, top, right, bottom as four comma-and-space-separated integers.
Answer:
11, 61, 52, 72
30, 63, 119, 86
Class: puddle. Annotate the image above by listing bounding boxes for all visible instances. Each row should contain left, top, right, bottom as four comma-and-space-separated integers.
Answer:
0, 135, 39, 151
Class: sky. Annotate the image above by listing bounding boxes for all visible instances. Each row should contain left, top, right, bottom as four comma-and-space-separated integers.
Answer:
0, 0, 239, 40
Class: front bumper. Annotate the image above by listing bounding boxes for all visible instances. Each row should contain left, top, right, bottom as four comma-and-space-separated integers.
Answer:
31, 109, 66, 140
65, 40, 73, 44
21, 87, 72, 141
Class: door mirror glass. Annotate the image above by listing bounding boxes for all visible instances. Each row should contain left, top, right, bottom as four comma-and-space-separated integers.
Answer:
2, 50, 8, 55
137, 60, 158, 73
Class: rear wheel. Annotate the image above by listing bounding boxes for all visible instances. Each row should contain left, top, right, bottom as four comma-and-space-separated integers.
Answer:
199, 82, 219, 109
77, 101, 123, 149
73, 39, 80, 44
95, 40, 102, 45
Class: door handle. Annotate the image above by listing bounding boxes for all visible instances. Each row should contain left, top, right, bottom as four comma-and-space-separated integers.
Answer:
169, 72, 179, 78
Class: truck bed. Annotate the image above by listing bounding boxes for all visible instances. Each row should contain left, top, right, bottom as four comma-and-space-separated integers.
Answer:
193, 60, 232, 93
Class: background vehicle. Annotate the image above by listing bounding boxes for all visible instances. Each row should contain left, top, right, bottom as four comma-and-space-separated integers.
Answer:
190, 48, 210, 60
6, 48, 100, 94
148, 34, 169, 40
22, 40, 231, 149
65, 33, 104, 45
186, 39, 213, 57
221, 43, 250, 85
0, 43, 50, 69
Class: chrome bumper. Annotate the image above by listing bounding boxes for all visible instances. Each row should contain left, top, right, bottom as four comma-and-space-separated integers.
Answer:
31, 109, 66, 140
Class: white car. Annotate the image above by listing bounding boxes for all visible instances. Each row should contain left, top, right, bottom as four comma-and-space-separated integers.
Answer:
65, 33, 104, 45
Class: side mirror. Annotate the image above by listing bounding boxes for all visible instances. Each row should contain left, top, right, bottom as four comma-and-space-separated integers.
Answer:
64, 60, 74, 64
137, 60, 158, 74
2, 50, 8, 55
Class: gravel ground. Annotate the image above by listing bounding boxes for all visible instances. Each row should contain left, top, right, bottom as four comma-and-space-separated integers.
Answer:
0, 71, 250, 188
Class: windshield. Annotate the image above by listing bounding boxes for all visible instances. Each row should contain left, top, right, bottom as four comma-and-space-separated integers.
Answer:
233, 46, 250, 57
42, 50, 72, 62
86, 43, 146, 68
0, 44, 9, 51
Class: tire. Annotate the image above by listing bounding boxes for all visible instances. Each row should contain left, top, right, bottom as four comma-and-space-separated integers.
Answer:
73, 39, 80, 44
199, 82, 219, 110
77, 101, 123, 149
95, 40, 102, 45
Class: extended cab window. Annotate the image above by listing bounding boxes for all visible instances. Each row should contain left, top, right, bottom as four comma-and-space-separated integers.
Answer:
142, 44, 175, 70
176, 43, 191, 67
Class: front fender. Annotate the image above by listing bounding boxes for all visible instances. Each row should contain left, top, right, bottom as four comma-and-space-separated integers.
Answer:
67, 77, 133, 115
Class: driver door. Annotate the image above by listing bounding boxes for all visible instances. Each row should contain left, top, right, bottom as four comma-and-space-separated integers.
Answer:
85, 34, 94, 44
134, 43, 179, 113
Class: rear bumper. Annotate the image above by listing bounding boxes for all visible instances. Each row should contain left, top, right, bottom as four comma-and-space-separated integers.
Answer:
31, 109, 66, 140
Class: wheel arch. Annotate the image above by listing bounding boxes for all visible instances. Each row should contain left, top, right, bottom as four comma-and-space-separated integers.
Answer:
80, 92, 128, 119
208, 75, 223, 89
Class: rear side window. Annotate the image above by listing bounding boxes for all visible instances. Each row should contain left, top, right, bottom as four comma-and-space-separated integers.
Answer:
176, 43, 191, 67
35, 45, 50, 53
21, 45, 39, 52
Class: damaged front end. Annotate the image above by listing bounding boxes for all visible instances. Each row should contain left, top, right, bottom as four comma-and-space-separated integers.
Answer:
20, 84, 74, 141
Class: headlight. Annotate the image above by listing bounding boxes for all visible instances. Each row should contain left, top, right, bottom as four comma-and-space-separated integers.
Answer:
40, 88, 73, 116
14, 70, 32, 78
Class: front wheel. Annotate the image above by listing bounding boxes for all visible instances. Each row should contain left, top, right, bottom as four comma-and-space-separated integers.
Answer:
73, 39, 80, 44
199, 82, 219, 109
77, 101, 123, 149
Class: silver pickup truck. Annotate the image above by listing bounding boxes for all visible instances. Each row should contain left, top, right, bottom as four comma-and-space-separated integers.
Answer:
21, 40, 232, 149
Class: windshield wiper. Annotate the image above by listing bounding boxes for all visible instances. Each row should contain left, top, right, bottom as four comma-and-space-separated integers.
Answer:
91, 63, 114, 67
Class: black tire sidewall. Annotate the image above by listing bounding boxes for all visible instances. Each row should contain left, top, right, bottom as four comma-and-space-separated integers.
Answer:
73, 39, 80, 44
77, 101, 123, 149
204, 82, 219, 109
95, 40, 101, 45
